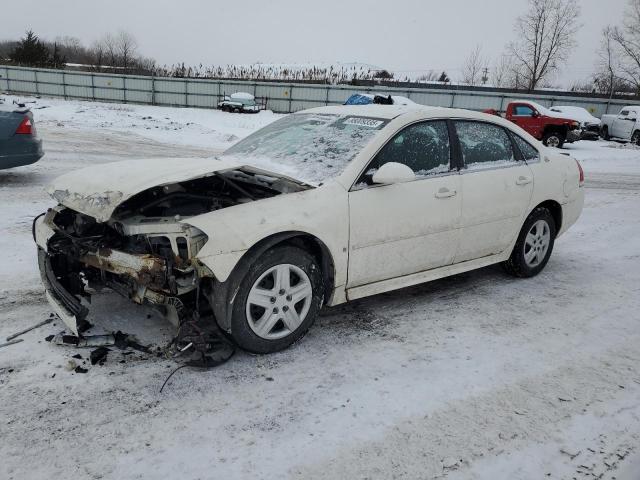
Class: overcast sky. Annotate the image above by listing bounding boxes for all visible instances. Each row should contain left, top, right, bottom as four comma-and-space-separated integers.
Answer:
1, 0, 628, 86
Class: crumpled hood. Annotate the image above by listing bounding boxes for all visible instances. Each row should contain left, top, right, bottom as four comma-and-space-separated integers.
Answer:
47, 157, 241, 222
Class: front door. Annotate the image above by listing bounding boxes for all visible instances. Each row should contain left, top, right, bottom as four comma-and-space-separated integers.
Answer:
452, 121, 534, 263
347, 120, 462, 288
612, 109, 635, 139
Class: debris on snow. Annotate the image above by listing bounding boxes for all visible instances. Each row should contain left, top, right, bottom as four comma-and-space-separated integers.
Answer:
560, 447, 581, 460
0, 338, 24, 349
90, 347, 110, 365
6, 318, 53, 341
53, 333, 115, 348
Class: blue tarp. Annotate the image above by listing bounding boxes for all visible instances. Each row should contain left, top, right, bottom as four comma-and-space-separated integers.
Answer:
344, 94, 374, 106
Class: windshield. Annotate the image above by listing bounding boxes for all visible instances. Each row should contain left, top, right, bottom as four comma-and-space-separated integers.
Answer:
221, 113, 388, 184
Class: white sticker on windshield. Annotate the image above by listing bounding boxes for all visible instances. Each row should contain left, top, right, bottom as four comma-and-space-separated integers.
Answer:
344, 117, 384, 128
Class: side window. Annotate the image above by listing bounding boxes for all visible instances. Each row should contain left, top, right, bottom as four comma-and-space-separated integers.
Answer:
620, 110, 629, 117
454, 121, 516, 169
360, 120, 451, 184
513, 105, 535, 117
512, 134, 540, 161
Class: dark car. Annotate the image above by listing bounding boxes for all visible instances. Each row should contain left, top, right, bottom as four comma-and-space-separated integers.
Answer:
0, 100, 44, 170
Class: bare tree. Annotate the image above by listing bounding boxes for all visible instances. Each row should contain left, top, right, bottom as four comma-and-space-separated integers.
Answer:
115, 30, 138, 70
90, 40, 106, 70
508, 0, 581, 91
491, 54, 514, 87
415, 70, 441, 83
611, 0, 640, 93
99, 33, 118, 67
595, 27, 622, 97
461, 45, 487, 86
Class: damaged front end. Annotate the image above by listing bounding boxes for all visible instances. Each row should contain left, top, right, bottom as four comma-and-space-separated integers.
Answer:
34, 168, 308, 339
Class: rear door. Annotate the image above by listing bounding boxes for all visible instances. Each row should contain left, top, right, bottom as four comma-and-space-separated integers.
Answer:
453, 121, 534, 263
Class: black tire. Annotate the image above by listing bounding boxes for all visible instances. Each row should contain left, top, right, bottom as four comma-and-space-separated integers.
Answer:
229, 246, 324, 354
632, 130, 640, 146
503, 207, 557, 278
601, 126, 610, 141
542, 131, 565, 149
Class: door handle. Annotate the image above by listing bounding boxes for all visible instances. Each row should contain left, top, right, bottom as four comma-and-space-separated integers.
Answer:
435, 187, 457, 199
516, 176, 533, 186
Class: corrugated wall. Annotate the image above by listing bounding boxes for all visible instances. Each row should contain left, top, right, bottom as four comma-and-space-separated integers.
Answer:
0, 65, 631, 117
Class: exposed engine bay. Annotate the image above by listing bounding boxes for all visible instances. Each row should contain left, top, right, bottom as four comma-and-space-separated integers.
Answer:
38, 168, 309, 357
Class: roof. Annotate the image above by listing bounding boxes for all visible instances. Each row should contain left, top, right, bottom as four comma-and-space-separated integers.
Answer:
298, 104, 511, 124
299, 104, 454, 120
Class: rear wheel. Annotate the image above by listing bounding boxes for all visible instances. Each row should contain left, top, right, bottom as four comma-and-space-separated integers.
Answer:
230, 246, 324, 353
542, 131, 565, 148
632, 130, 640, 145
503, 207, 556, 278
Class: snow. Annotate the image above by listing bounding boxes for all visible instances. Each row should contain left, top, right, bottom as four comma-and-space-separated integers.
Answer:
549, 106, 600, 125
230, 92, 255, 101
1, 96, 640, 480
0, 93, 281, 151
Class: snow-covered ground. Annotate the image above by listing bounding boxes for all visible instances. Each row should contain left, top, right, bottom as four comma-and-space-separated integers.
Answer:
1, 96, 639, 480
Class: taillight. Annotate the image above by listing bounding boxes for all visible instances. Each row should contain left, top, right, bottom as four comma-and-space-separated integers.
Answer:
15, 116, 33, 135
575, 159, 584, 187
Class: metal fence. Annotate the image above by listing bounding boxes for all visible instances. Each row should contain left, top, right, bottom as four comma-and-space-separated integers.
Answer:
0, 64, 631, 117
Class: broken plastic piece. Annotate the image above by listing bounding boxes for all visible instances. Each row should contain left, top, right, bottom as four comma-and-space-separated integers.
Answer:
53, 333, 115, 348
90, 347, 109, 365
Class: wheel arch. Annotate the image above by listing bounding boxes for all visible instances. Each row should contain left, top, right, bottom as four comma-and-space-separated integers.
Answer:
207, 231, 336, 333
532, 200, 562, 236
542, 125, 568, 137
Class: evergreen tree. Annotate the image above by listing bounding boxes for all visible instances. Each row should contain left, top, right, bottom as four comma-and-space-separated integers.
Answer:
438, 71, 450, 83
50, 43, 66, 68
9, 30, 52, 67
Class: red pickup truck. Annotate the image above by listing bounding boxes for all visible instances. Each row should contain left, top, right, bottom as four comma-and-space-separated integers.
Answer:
485, 100, 581, 148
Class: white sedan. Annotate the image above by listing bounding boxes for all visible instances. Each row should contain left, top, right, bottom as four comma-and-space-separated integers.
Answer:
34, 105, 585, 353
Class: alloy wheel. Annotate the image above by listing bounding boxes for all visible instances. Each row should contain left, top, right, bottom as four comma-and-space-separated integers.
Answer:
524, 220, 551, 268
245, 264, 313, 340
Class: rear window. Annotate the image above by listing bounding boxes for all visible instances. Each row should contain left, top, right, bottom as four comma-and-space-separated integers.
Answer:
222, 113, 388, 184
512, 134, 540, 161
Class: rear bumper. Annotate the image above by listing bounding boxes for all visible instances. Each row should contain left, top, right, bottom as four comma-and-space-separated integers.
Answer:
558, 188, 585, 237
0, 138, 44, 170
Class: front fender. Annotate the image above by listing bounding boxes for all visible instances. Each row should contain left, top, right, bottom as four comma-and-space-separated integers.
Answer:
184, 182, 349, 285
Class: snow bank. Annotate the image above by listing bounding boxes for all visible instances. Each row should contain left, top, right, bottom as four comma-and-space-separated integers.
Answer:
0, 94, 281, 151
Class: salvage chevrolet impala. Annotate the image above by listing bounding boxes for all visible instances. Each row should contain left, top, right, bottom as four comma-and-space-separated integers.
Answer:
33, 105, 585, 353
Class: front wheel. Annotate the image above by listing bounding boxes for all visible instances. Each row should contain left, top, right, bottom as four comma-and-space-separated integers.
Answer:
631, 130, 640, 146
230, 246, 324, 354
503, 208, 557, 278
542, 131, 565, 149
601, 126, 610, 141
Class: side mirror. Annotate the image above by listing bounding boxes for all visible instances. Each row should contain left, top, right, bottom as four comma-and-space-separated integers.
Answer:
532, 111, 540, 118
372, 162, 416, 185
